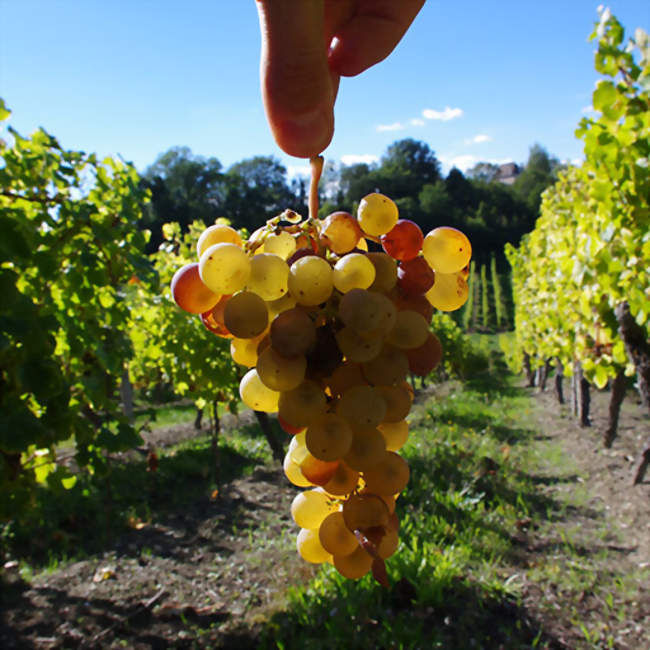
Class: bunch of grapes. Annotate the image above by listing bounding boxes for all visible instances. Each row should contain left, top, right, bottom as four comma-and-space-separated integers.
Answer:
171, 190, 471, 584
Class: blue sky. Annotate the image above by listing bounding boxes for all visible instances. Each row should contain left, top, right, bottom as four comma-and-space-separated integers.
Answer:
1, 1, 648, 179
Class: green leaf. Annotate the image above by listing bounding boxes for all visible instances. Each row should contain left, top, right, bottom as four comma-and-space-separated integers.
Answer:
0, 98, 11, 121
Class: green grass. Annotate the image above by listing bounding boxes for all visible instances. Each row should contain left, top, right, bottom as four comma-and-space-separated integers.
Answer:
259, 379, 557, 649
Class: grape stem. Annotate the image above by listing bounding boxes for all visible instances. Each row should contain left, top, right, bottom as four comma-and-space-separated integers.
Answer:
308, 156, 324, 221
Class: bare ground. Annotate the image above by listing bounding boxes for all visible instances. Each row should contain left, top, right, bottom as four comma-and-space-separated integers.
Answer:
1, 382, 648, 649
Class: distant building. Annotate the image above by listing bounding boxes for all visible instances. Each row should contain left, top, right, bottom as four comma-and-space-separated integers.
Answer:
494, 162, 521, 185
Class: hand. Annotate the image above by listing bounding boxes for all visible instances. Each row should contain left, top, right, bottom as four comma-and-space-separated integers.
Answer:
256, 0, 425, 158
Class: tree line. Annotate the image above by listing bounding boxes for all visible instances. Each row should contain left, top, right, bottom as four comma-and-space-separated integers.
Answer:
139, 138, 562, 265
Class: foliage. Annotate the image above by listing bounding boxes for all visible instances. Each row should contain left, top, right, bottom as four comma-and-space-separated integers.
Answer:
431, 313, 489, 379
0, 99, 157, 522
128, 220, 241, 414
506, 10, 649, 389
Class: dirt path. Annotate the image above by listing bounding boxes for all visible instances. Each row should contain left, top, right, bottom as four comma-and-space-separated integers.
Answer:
1, 382, 648, 649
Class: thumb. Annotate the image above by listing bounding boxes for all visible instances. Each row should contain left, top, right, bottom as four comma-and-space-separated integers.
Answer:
256, 0, 339, 159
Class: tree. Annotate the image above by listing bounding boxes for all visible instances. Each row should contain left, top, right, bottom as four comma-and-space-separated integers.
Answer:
466, 162, 500, 183
141, 146, 225, 251
513, 143, 560, 214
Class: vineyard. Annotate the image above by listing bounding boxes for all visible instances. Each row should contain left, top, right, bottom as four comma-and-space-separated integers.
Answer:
1, 8, 649, 650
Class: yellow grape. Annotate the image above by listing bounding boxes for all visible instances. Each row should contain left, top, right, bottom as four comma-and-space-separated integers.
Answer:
320, 211, 362, 254
335, 327, 383, 364
283, 451, 313, 488
338, 289, 396, 337
247, 253, 289, 301
332, 253, 376, 293
278, 380, 328, 428
377, 384, 412, 423
322, 462, 360, 496
326, 361, 367, 398
378, 420, 409, 452
270, 307, 316, 357
288, 256, 334, 306
425, 271, 469, 312
230, 333, 266, 367
367, 252, 398, 292
291, 488, 336, 529
386, 310, 429, 350
256, 346, 306, 391
239, 368, 280, 413
361, 345, 409, 386
342, 493, 390, 531
266, 292, 297, 318
362, 451, 410, 495
336, 385, 387, 430
296, 528, 332, 564
196, 224, 243, 258
375, 526, 399, 559
357, 193, 399, 237
199, 242, 251, 295
422, 226, 472, 274
333, 545, 373, 579
319, 512, 359, 556
263, 230, 296, 259
343, 427, 387, 471
223, 291, 269, 339
305, 412, 353, 462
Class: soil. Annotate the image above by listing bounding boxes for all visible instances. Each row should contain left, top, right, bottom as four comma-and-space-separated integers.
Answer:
1, 382, 648, 649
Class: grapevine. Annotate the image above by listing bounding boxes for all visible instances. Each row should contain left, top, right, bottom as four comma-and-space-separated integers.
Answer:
170, 156, 471, 584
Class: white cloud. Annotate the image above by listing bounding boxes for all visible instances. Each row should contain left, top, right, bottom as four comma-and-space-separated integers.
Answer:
581, 106, 595, 114
422, 106, 463, 121
376, 122, 405, 132
439, 154, 478, 171
286, 165, 311, 178
472, 134, 492, 144
410, 118, 425, 127
340, 154, 379, 166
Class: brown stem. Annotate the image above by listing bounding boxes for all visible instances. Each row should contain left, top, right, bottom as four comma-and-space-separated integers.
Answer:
308, 156, 324, 221
604, 369, 626, 448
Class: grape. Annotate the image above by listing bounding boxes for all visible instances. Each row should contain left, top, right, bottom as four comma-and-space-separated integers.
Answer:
336, 385, 387, 430
367, 252, 398, 292
333, 545, 373, 579
197, 224, 243, 258
361, 452, 410, 495
199, 242, 251, 295
319, 511, 359, 556
278, 379, 327, 428
247, 253, 289, 301
305, 412, 353, 461
283, 451, 313, 487
342, 493, 390, 531
256, 346, 306, 391
332, 253, 376, 293
392, 289, 434, 322
357, 193, 399, 237
365, 525, 399, 559
387, 310, 429, 350
381, 219, 424, 262
320, 211, 362, 254
263, 230, 296, 259
397, 256, 435, 296
288, 256, 333, 306
305, 326, 343, 378
322, 462, 359, 496
343, 427, 387, 471
378, 420, 409, 452
223, 291, 269, 339
291, 488, 336, 529
230, 333, 266, 367
361, 345, 409, 386
338, 289, 396, 338
299, 453, 340, 486
377, 384, 412, 423
422, 227, 472, 274
326, 361, 367, 398
270, 307, 316, 357
201, 295, 233, 338
266, 292, 297, 318
335, 327, 383, 364
296, 528, 332, 564
406, 332, 443, 376
425, 271, 469, 311
171, 263, 220, 314
239, 368, 280, 413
